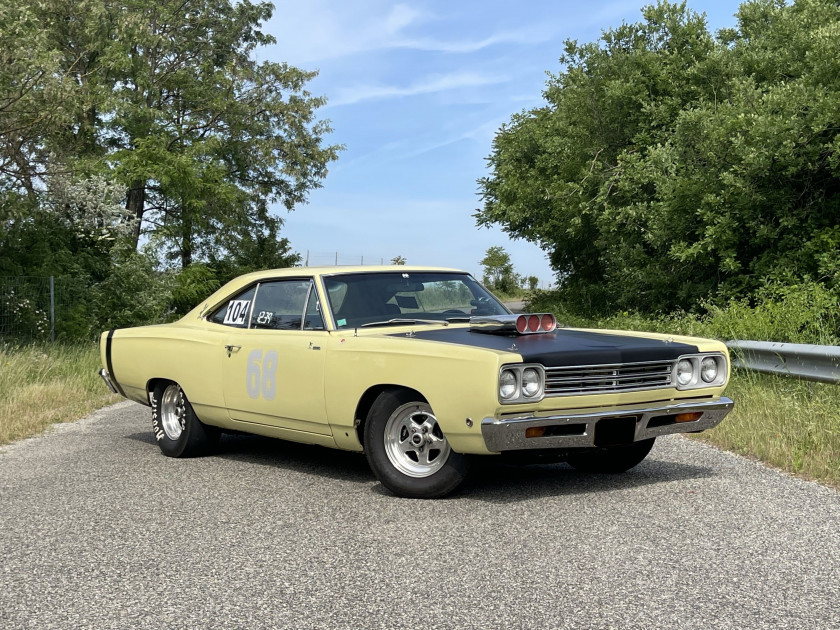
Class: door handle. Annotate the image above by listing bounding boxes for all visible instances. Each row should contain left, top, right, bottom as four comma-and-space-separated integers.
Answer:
224, 345, 242, 357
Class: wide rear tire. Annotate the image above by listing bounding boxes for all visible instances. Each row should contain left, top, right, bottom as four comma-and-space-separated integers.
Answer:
151, 383, 219, 458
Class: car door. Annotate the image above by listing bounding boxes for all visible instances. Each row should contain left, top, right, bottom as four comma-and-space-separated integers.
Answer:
216, 278, 330, 436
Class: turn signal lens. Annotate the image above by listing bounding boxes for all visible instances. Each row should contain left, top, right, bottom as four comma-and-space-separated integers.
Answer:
675, 412, 702, 423
525, 427, 546, 438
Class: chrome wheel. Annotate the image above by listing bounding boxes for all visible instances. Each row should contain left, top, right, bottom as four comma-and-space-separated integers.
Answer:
160, 384, 186, 441
383, 402, 451, 478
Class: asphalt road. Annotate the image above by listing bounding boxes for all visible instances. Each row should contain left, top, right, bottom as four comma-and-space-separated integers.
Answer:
1, 402, 839, 630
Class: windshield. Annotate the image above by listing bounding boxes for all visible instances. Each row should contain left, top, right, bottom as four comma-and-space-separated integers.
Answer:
324, 272, 509, 329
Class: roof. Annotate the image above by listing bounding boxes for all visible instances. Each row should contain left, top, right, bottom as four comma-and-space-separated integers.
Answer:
184, 265, 469, 320
231, 265, 465, 283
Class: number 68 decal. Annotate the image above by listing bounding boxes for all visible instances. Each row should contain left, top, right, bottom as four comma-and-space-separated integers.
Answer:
246, 349, 278, 400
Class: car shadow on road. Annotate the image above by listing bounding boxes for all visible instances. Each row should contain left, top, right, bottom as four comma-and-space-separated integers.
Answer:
126, 431, 715, 501
461, 457, 716, 503
126, 430, 374, 483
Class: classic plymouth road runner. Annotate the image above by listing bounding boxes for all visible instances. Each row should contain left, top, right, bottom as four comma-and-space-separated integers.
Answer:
100, 266, 733, 498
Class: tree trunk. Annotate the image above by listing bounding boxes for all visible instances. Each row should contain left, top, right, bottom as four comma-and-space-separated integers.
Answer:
180, 210, 193, 268
125, 180, 145, 249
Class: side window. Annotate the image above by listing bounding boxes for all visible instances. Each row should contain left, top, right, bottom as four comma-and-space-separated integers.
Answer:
250, 280, 311, 330
304, 287, 324, 330
208, 286, 257, 328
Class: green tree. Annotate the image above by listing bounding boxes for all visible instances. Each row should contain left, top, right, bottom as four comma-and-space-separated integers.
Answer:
391, 255, 407, 265
480, 246, 519, 293
0, 1, 340, 336
2, 0, 339, 270
477, 0, 840, 314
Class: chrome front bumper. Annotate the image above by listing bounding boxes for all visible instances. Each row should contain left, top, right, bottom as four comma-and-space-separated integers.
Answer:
481, 397, 733, 452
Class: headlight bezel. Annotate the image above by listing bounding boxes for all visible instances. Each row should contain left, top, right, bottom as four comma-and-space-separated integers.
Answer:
673, 353, 727, 390
498, 364, 545, 404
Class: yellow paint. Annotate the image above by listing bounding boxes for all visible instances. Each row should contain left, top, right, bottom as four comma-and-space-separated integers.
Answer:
101, 266, 732, 456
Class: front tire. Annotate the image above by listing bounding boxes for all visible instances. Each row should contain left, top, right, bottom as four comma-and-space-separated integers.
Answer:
151, 383, 219, 457
364, 390, 469, 499
566, 438, 655, 474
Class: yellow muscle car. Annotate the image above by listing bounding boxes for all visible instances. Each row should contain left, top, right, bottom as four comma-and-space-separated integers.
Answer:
99, 266, 733, 498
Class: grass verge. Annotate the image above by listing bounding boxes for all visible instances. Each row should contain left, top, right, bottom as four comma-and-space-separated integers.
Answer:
0, 342, 120, 446
692, 371, 840, 489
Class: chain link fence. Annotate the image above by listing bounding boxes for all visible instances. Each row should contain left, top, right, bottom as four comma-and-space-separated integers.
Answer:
0, 276, 69, 341
302, 251, 395, 267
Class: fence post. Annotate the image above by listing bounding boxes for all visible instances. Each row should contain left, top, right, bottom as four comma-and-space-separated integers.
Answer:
49, 275, 55, 342
304, 250, 309, 266
335, 252, 338, 265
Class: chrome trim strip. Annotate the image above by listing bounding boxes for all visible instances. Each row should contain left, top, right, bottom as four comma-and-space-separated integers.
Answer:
480, 397, 733, 452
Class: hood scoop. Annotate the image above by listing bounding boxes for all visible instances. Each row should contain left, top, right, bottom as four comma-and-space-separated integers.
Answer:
470, 313, 557, 335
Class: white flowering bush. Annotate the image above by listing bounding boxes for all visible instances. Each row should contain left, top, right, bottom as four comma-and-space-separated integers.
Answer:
45, 173, 136, 241
1, 288, 49, 338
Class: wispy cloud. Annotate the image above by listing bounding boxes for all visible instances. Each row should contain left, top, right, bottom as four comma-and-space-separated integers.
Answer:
396, 118, 504, 161
329, 72, 508, 107
387, 28, 551, 54
266, 2, 550, 64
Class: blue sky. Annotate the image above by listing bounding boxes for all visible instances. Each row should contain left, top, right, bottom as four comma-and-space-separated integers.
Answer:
263, 0, 742, 285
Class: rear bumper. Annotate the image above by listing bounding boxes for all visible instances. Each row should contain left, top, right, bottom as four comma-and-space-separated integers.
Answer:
481, 397, 733, 452
98, 368, 118, 394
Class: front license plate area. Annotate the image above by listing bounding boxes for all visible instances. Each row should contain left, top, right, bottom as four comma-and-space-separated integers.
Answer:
594, 416, 637, 447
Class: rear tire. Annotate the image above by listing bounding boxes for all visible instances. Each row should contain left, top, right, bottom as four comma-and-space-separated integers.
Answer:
566, 438, 655, 474
150, 383, 219, 457
364, 389, 469, 499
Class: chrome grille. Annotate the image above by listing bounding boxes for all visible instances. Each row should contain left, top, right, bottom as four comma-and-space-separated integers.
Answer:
544, 360, 674, 396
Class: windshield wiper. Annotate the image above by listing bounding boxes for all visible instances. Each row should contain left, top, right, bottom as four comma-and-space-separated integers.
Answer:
360, 318, 449, 328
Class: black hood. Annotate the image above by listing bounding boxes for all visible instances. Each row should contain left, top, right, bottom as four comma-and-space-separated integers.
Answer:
397, 328, 698, 368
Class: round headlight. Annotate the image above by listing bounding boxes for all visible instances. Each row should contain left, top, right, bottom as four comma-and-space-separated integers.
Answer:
499, 369, 517, 399
701, 356, 719, 383
676, 359, 694, 386
521, 368, 541, 397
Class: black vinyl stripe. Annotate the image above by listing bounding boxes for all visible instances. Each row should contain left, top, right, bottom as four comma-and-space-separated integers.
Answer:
105, 330, 127, 398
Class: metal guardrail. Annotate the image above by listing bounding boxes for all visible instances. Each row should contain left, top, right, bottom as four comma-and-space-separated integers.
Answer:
725, 340, 840, 384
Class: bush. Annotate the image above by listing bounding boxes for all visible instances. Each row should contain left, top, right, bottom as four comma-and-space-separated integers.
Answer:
527, 280, 840, 344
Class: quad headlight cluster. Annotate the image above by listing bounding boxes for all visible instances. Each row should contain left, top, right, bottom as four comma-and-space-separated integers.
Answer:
498, 364, 545, 404
673, 353, 728, 390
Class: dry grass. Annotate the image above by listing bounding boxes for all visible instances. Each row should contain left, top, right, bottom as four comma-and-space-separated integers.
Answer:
0, 342, 120, 445
3, 342, 838, 490
693, 371, 840, 489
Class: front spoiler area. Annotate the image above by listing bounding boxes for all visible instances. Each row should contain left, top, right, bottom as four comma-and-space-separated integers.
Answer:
481, 397, 733, 452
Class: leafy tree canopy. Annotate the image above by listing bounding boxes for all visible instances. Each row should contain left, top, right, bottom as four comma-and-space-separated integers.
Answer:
1, 0, 339, 270
0, 1, 340, 337
477, 0, 840, 314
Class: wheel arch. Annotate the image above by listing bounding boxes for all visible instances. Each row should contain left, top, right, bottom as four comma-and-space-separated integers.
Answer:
146, 377, 176, 406
354, 384, 427, 449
